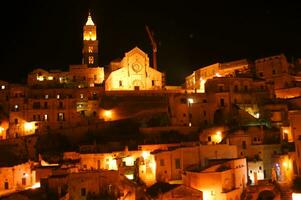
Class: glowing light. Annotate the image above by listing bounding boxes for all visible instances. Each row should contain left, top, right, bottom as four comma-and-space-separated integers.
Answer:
30, 182, 40, 189
189, 122, 192, 127
41, 159, 59, 167
142, 151, 150, 159
103, 110, 112, 120
1, 85, 5, 89
125, 174, 134, 180
24, 122, 34, 132
47, 76, 53, 80
255, 113, 260, 119
292, 193, 301, 200
283, 161, 288, 167
86, 14, 95, 26
215, 72, 222, 77
108, 159, 117, 170
0, 127, 4, 133
188, 98, 194, 104
123, 156, 135, 166
215, 131, 222, 143
37, 76, 44, 81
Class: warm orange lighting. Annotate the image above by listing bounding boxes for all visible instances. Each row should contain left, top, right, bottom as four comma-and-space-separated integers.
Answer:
0, 127, 4, 134
24, 122, 34, 132
283, 161, 288, 168
103, 110, 112, 120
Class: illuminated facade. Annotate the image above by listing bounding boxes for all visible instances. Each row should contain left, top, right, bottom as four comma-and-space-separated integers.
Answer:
185, 59, 250, 93
0, 161, 37, 194
153, 144, 238, 183
183, 158, 247, 200
105, 47, 163, 91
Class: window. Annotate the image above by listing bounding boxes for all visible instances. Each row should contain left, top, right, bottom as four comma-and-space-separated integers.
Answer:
45, 94, 49, 99
22, 177, 26, 186
33, 102, 41, 109
94, 74, 97, 81
220, 98, 225, 106
208, 136, 211, 142
259, 72, 263, 77
14, 104, 19, 111
219, 85, 224, 92
242, 141, 246, 149
57, 94, 60, 99
244, 85, 248, 92
175, 158, 181, 169
259, 166, 262, 170
1, 85, 5, 90
57, 113, 64, 121
119, 80, 122, 87
272, 69, 276, 75
80, 94, 84, 99
152, 80, 155, 86
33, 115, 36, 121
180, 98, 187, 104
234, 85, 238, 92
14, 118, 18, 124
44, 114, 48, 121
44, 102, 48, 109
81, 188, 86, 196
59, 101, 63, 109
160, 159, 164, 166
88, 46, 93, 53
4, 181, 9, 190
88, 56, 94, 64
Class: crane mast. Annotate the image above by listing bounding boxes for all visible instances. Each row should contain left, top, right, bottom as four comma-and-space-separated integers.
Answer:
145, 25, 158, 70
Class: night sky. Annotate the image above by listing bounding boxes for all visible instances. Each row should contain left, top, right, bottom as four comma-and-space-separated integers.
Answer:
1, 1, 301, 85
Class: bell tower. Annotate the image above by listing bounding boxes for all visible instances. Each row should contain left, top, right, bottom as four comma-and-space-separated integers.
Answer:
82, 12, 99, 67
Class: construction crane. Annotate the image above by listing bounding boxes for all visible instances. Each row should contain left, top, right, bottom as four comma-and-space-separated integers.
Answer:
145, 25, 158, 70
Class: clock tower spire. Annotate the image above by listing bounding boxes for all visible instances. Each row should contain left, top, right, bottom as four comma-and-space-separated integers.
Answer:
82, 12, 99, 67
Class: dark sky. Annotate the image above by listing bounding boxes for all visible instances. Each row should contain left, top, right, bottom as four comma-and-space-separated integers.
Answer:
1, 1, 301, 85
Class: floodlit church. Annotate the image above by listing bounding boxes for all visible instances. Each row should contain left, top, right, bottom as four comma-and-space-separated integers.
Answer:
105, 47, 164, 91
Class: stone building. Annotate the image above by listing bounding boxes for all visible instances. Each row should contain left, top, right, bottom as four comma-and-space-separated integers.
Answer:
105, 47, 164, 91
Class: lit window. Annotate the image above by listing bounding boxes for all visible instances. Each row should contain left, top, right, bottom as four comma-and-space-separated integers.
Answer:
152, 80, 155, 86
57, 112, 64, 121
47, 76, 53, 80
80, 94, 84, 99
44, 114, 48, 121
57, 94, 60, 99
119, 80, 122, 87
88, 56, 94, 64
1, 85, 5, 90
88, 46, 93, 53
45, 94, 49, 99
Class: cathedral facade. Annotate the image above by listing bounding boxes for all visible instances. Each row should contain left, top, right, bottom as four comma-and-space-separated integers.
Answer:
105, 47, 163, 91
